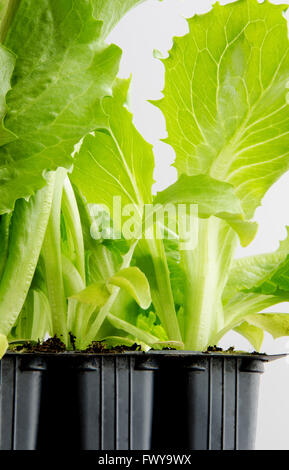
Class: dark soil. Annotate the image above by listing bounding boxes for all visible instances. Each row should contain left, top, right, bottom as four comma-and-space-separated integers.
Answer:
84, 341, 142, 354
10, 336, 142, 354
206, 345, 224, 352
9, 337, 264, 356
68, 332, 76, 351
205, 345, 266, 355
13, 335, 66, 353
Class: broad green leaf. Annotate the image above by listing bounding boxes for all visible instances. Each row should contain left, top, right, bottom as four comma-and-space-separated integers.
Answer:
154, 174, 257, 246
0, 333, 8, 358
0, 0, 121, 214
72, 80, 154, 216
109, 267, 151, 310
246, 313, 289, 339
224, 227, 289, 302
70, 281, 110, 306
0, 44, 15, 145
92, 0, 147, 39
155, 0, 289, 218
234, 321, 264, 351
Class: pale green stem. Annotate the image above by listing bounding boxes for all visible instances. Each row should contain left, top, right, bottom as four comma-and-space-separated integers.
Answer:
183, 218, 237, 350
139, 237, 183, 343
79, 242, 137, 348
107, 312, 159, 346
0, 0, 20, 43
79, 286, 119, 349
41, 168, 68, 344
0, 174, 55, 336
0, 213, 11, 281
62, 177, 86, 282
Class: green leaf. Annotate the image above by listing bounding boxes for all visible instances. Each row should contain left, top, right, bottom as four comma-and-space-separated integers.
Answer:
251, 255, 289, 296
136, 311, 168, 341
224, 227, 289, 302
70, 281, 110, 306
107, 312, 159, 346
154, 174, 257, 246
92, 0, 147, 39
0, 44, 16, 146
234, 321, 264, 351
109, 267, 151, 310
0, 0, 121, 214
155, 0, 289, 218
246, 312, 289, 339
72, 80, 154, 216
0, 333, 8, 358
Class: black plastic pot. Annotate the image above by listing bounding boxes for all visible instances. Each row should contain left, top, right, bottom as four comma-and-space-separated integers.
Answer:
0, 354, 46, 450
0, 351, 283, 450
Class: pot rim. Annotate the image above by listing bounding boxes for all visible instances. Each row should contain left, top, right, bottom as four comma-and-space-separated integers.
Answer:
3, 349, 287, 361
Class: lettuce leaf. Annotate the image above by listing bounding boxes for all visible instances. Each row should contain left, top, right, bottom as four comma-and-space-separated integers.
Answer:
224, 227, 289, 302
217, 228, 289, 348
72, 79, 154, 213
155, 173, 257, 246
244, 313, 289, 339
0, 44, 15, 145
234, 321, 264, 352
155, 0, 289, 219
0, 0, 121, 214
150, 0, 289, 350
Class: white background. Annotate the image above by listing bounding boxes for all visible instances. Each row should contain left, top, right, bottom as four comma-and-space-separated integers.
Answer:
108, 0, 289, 450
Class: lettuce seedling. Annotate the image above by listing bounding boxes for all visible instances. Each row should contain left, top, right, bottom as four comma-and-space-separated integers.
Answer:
0, 0, 155, 352
151, 0, 289, 350
73, 0, 289, 351
2, 0, 289, 354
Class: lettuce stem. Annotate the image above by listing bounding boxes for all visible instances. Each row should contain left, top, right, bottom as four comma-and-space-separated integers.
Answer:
78, 242, 138, 348
182, 218, 237, 350
107, 312, 159, 346
0, 174, 55, 336
41, 168, 68, 345
137, 237, 183, 344
0, 0, 20, 43
62, 177, 86, 282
